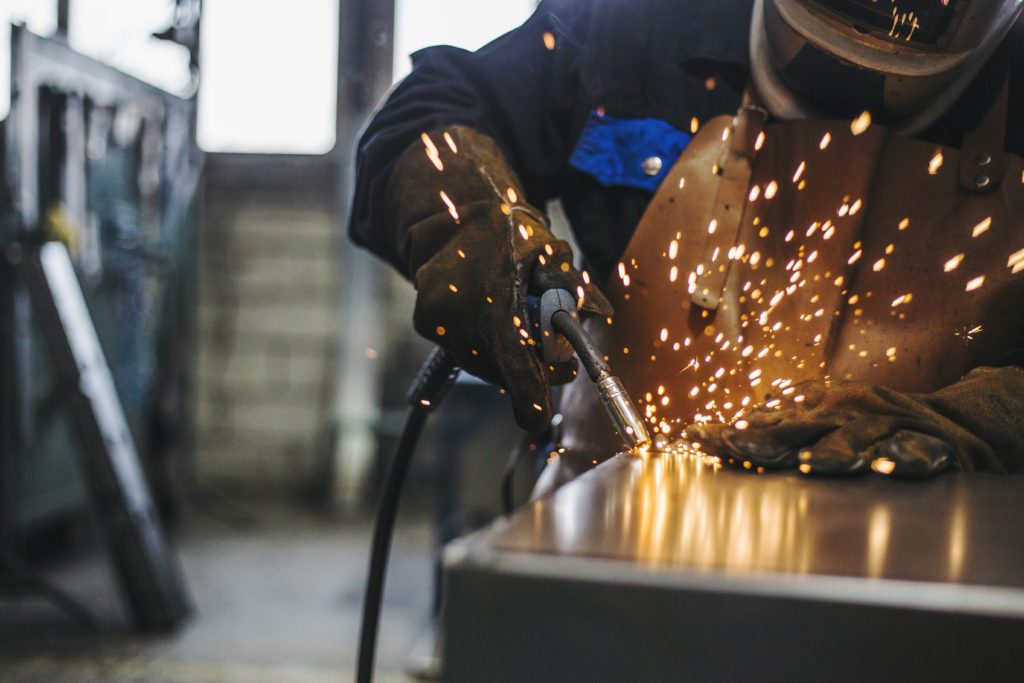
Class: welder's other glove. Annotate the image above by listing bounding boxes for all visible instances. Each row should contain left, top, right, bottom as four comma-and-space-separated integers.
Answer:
384, 126, 612, 432
685, 367, 1024, 478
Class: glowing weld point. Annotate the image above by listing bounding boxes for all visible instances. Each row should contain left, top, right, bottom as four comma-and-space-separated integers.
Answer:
872, 458, 896, 475
966, 275, 986, 292
928, 150, 944, 175
972, 217, 992, 238
851, 111, 872, 135
944, 254, 964, 272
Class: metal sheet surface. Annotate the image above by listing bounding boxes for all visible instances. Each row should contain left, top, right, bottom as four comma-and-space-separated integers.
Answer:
493, 454, 1024, 588
442, 453, 1024, 682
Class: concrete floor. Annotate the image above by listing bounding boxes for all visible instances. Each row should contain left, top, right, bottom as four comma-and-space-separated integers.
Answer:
0, 500, 435, 682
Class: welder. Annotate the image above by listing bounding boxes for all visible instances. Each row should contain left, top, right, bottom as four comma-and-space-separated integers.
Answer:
350, 0, 1024, 482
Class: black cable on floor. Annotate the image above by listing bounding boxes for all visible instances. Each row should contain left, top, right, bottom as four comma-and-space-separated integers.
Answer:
356, 348, 459, 683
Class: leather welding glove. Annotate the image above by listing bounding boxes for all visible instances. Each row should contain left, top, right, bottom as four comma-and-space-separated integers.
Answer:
384, 126, 612, 433
685, 367, 1024, 478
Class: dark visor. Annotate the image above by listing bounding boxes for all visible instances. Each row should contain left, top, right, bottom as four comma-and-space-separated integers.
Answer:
806, 0, 964, 45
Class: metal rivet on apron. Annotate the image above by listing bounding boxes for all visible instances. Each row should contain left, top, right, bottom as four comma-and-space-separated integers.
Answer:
974, 174, 992, 189
975, 154, 993, 166
642, 156, 663, 176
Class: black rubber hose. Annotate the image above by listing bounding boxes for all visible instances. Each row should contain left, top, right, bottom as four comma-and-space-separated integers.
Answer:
356, 348, 459, 683
551, 310, 611, 381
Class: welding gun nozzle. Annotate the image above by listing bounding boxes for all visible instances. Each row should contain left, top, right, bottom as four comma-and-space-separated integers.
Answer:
596, 375, 652, 450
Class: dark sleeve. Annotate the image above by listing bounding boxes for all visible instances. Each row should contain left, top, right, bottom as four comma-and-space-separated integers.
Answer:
348, 0, 591, 274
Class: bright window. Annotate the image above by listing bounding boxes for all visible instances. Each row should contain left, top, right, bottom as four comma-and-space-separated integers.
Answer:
69, 0, 193, 97
197, 0, 339, 154
0, 1, 58, 120
393, 0, 538, 82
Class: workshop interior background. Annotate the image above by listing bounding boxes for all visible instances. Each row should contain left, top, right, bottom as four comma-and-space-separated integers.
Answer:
0, 1, 540, 680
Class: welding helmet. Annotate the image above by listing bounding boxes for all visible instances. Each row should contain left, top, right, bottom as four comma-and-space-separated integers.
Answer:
751, 0, 1024, 130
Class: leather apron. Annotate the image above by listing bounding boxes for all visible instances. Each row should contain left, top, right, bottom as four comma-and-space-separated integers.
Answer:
558, 87, 1024, 465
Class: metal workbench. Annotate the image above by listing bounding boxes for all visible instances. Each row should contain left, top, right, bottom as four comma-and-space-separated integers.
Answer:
442, 453, 1024, 682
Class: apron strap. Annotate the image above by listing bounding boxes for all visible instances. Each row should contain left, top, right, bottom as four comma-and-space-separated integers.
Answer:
958, 78, 1009, 193
691, 102, 767, 310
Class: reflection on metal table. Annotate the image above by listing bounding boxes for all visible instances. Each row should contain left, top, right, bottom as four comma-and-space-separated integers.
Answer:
442, 452, 1024, 682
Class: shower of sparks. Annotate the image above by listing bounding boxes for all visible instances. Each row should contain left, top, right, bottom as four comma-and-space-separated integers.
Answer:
972, 217, 992, 238
421, 133, 443, 171
928, 150, 944, 175
439, 191, 459, 222
955, 325, 983, 343
851, 111, 872, 135
965, 275, 986, 292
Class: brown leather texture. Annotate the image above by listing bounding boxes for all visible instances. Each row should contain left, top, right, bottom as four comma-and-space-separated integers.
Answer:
560, 111, 1024, 457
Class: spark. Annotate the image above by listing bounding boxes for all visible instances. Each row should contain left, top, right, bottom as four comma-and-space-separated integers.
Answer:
436, 326, 446, 336
944, 254, 964, 272
972, 217, 992, 238
872, 258, 886, 272
448, 284, 458, 293
891, 293, 912, 307
365, 348, 378, 359
819, 132, 831, 149
898, 217, 910, 231
793, 161, 806, 183
691, 117, 700, 134
928, 150, 944, 175
507, 187, 519, 204
443, 131, 458, 153
755, 131, 766, 151
518, 224, 530, 240
669, 239, 679, 259
764, 181, 779, 199
749, 185, 761, 201
851, 111, 872, 135
439, 191, 460, 222
965, 275, 986, 292
421, 133, 443, 171
543, 31, 556, 50
1009, 247, 1024, 274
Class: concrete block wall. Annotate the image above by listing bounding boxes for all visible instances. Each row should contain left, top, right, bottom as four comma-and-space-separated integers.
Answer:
194, 180, 339, 495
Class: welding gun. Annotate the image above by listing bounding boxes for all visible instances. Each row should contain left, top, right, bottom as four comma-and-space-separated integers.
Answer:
530, 288, 652, 450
